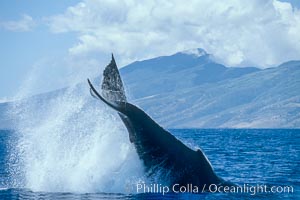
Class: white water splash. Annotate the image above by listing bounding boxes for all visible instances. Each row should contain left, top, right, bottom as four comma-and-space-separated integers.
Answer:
9, 82, 145, 193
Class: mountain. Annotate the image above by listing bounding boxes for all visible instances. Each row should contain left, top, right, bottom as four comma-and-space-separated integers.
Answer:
120, 48, 259, 99
0, 49, 299, 129
119, 49, 299, 128
125, 60, 300, 128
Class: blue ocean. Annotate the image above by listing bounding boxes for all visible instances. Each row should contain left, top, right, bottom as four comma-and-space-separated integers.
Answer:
0, 129, 299, 199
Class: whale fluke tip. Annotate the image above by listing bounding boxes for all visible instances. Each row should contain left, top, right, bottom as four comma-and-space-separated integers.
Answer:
101, 54, 127, 102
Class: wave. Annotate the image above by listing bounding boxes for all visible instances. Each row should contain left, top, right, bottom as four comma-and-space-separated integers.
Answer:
7, 83, 145, 193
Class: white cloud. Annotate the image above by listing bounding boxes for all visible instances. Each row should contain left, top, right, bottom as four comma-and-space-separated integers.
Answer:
48, 0, 300, 67
1, 14, 35, 32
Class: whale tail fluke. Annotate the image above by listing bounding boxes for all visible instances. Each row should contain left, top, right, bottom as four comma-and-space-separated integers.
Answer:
101, 54, 127, 103
88, 54, 134, 140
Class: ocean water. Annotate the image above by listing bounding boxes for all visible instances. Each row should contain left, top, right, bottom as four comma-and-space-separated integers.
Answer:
0, 129, 299, 199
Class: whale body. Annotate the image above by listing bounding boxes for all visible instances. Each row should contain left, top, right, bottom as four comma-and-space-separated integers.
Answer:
88, 55, 232, 189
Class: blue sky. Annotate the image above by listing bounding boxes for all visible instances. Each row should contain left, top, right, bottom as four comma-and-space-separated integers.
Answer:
0, 1, 79, 100
0, 0, 300, 100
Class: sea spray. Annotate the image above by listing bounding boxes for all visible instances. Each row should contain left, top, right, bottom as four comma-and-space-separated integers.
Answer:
8, 82, 145, 193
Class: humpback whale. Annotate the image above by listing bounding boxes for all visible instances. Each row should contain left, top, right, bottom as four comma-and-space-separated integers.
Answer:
88, 55, 232, 190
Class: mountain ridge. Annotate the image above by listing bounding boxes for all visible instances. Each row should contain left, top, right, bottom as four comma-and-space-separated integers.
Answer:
120, 49, 260, 100
129, 61, 299, 128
